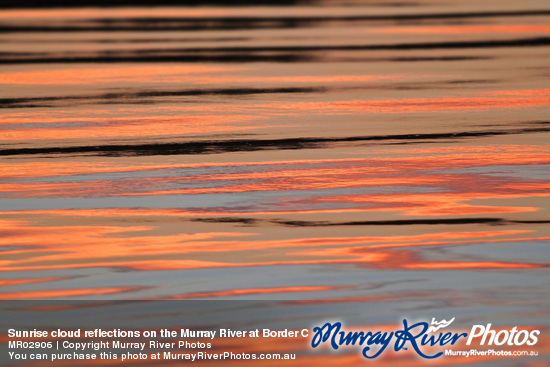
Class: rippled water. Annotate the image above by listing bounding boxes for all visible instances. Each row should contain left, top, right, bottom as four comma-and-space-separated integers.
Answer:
1, 0, 549, 364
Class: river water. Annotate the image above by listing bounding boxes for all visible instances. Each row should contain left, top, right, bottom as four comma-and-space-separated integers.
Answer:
1, 1, 549, 365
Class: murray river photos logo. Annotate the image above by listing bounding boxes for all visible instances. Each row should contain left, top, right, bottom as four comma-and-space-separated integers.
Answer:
311, 318, 540, 359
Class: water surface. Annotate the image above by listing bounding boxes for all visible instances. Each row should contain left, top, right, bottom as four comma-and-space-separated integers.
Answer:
1, 0, 549, 365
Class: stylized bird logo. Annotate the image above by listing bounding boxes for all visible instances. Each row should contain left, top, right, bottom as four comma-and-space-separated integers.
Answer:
427, 317, 456, 333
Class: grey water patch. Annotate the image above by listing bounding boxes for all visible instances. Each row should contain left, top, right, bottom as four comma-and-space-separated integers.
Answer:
3, 263, 547, 301
0, 245, 30, 252
438, 164, 550, 181
0, 185, 443, 210
443, 239, 550, 263
9, 161, 341, 184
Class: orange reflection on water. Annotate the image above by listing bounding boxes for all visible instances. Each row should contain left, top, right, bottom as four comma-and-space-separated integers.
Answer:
0, 69, 415, 86
2, 145, 548, 188
1, 90, 549, 140
0, 65, 242, 85
1, 115, 265, 141
366, 25, 550, 34
2, 148, 549, 204
1, 207, 541, 273
0, 8, 235, 19
259, 89, 550, 114
290, 230, 532, 248
0, 220, 254, 272
0, 277, 69, 287
315, 191, 545, 216
290, 230, 540, 270
0, 287, 142, 300
0, 173, 446, 198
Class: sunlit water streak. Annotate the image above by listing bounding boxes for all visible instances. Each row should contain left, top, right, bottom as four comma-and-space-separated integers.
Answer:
0, 0, 549, 365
